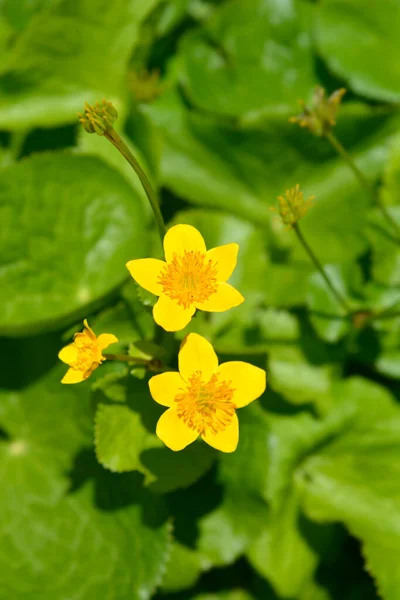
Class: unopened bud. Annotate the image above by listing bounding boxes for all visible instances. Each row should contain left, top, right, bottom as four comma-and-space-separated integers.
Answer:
271, 184, 314, 228
78, 100, 118, 136
289, 86, 346, 137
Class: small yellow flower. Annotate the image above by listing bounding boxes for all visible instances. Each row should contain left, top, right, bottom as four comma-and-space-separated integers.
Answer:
58, 319, 118, 384
126, 224, 244, 332
149, 333, 266, 453
289, 86, 346, 136
271, 184, 314, 229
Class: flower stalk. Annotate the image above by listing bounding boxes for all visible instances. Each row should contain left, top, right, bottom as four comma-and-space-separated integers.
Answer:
103, 353, 167, 372
325, 131, 400, 238
293, 222, 351, 314
290, 86, 400, 240
78, 100, 166, 244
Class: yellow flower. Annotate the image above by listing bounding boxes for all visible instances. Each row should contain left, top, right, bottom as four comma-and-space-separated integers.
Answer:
271, 184, 314, 229
126, 224, 244, 332
58, 319, 118, 384
148, 333, 266, 453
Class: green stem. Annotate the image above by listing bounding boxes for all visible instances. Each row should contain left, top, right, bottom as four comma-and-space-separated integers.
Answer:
104, 128, 166, 243
325, 130, 400, 238
293, 222, 351, 314
371, 299, 400, 321
104, 353, 169, 372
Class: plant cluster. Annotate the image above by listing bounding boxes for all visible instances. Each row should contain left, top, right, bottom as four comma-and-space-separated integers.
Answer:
2, 1, 400, 599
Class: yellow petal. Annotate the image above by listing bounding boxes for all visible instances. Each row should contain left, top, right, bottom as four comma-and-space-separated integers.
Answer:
58, 344, 78, 365
149, 372, 185, 407
179, 333, 218, 382
97, 333, 119, 351
164, 224, 206, 263
156, 408, 198, 451
61, 367, 85, 384
206, 243, 239, 282
126, 258, 165, 296
217, 361, 266, 407
153, 294, 195, 332
83, 319, 96, 339
195, 282, 244, 312
202, 413, 239, 453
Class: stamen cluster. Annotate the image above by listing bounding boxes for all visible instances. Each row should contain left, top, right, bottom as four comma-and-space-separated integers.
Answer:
175, 372, 236, 435
158, 250, 219, 309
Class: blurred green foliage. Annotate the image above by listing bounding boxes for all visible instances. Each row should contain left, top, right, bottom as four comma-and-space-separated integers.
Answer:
1, 0, 400, 598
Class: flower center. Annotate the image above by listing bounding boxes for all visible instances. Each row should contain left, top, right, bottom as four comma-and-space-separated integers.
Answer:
174, 372, 236, 435
72, 334, 98, 373
158, 251, 218, 309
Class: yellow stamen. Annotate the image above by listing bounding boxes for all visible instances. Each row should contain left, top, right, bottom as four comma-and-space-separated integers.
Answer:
158, 250, 219, 309
174, 372, 236, 435
70, 332, 101, 376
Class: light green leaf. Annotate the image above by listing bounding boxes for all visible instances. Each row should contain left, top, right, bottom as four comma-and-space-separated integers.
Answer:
247, 490, 322, 598
144, 91, 400, 263
367, 207, 400, 287
0, 152, 147, 335
306, 264, 362, 343
0, 367, 172, 600
316, 0, 400, 102
296, 378, 400, 599
194, 592, 256, 600
161, 541, 207, 592
179, 0, 315, 118
0, 0, 159, 128
94, 374, 216, 492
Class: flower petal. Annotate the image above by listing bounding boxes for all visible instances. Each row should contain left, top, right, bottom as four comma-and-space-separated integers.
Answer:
58, 344, 78, 365
61, 367, 85, 384
153, 295, 195, 332
126, 258, 165, 296
97, 333, 119, 351
164, 224, 206, 263
195, 282, 244, 312
179, 333, 218, 382
206, 243, 239, 282
202, 413, 239, 453
217, 361, 266, 407
83, 319, 96, 339
156, 408, 198, 451
149, 372, 185, 407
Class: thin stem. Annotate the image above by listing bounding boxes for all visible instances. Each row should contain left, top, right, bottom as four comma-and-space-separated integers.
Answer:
104, 353, 170, 372
370, 299, 400, 321
104, 128, 166, 243
293, 222, 351, 313
325, 130, 400, 238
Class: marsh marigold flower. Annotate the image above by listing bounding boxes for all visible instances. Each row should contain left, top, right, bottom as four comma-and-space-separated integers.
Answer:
149, 333, 266, 452
126, 224, 244, 332
58, 319, 118, 384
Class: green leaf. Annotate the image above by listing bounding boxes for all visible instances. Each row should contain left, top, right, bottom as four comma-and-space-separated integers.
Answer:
161, 541, 206, 592
211, 402, 350, 595
179, 0, 315, 118
316, 0, 400, 102
367, 207, 400, 287
94, 374, 216, 493
193, 592, 256, 600
197, 492, 268, 567
0, 367, 172, 599
247, 490, 322, 598
0, 0, 159, 128
296, 378, 400, 599
145, 91, 400, 263
306, 264, 362, 343
0, 152, 147, 335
